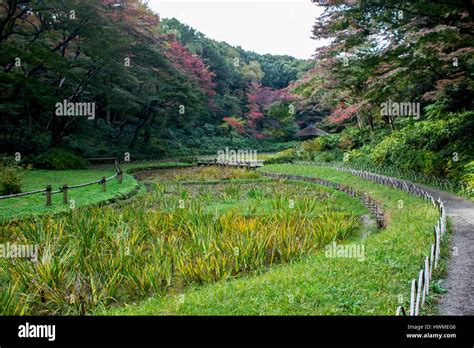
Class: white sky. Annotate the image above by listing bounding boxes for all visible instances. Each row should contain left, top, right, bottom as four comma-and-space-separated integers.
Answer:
147, 0, 326, 59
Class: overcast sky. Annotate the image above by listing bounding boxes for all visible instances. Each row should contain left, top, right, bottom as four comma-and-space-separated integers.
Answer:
147, 0, 326, 59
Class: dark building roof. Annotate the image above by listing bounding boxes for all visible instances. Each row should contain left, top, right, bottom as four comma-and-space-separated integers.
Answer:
296, 124, 329, 137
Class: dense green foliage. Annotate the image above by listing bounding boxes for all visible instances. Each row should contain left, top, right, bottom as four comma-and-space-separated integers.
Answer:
285, 0, 474, 183
0, 1, 309, 162
0, 162, 25, 194
33, 149, 88, 170
2, 1, 470, 183
0, 0, 465, 319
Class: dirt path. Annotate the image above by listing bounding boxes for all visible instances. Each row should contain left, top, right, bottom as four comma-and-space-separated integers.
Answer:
413, 184, 474, 315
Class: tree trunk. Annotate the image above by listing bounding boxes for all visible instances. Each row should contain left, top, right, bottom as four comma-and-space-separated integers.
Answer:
105, 80, 111, 124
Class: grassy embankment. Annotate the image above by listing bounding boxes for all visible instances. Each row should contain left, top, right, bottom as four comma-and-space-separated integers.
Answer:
0, 162, 190, 221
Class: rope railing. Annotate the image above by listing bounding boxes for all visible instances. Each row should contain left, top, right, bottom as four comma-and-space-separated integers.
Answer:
0, 160, 123, 206
294, 160, 446, 316
0, 188, 47, 200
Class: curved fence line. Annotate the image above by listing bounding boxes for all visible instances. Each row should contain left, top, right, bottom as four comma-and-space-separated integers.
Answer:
0, 188, 46, 200
119, 159, 195, 166
0, 161, 123, 205
260, 171, 385, 229
293, 160, 471, 198
197, 159, 264, 169
294, 160, 446, 316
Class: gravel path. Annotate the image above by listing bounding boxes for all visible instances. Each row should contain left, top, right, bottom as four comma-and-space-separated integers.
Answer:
408, 184, 474, 315
317, 163, 474, 315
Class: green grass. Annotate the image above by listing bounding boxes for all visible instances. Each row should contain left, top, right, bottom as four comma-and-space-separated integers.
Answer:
1, 168, 362, 315
0, 162, 191, 222
0, 169, 138, 222
99, 164, 445, 315
298, 159, 474, 200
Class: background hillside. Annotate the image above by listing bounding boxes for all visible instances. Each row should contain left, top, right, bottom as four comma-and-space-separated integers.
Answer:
1, 0, 473, 183
0, 1, 309, 161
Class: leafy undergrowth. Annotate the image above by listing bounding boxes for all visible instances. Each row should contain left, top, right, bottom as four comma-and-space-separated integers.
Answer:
100, 164, 442, 315
0, 171, 361, 315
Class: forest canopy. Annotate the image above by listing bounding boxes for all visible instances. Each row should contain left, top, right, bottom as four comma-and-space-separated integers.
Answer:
0, 0, 309, 161
0, 0, 472, 181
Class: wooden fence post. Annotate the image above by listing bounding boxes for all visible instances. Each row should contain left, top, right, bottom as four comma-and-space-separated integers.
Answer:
117, 171, 123, 184
62, 184, 68, 204
46, 185, 52, 206
102, 177, 106, 192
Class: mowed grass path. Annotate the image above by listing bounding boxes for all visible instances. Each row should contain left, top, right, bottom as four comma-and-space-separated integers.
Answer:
101, 164, 443, 315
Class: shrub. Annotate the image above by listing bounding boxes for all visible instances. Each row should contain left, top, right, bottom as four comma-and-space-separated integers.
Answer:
0, 163, 24, 195
346, 147, 371, 165
33, 149, 88, 170
365, 113, 474, 179
462, 161, 474, 189
264, 155, 295, 164
264, 148, 296, 164
298, 136, 339, 161
300, 139, 322, 160
338, 132, 355, 151
320, 151, 337, 162
369, 135, 403, 167
319, 134, 340, 151
339, 127, 367, 150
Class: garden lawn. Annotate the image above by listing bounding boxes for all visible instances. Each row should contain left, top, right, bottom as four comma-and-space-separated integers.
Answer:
0, 168, 138, 222
0, 163, 189, 221
100, 164, 444, 315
